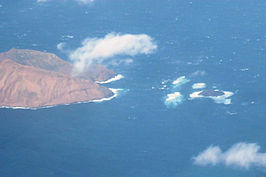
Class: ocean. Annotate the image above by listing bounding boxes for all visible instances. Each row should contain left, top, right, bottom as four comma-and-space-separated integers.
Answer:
0, 0, 266, 176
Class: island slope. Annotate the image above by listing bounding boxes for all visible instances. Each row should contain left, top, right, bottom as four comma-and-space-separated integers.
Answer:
0, 49, 115, 108
0, 48, 115, 82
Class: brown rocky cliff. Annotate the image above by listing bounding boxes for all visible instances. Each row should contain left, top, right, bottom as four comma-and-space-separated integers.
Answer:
0, 58, 113, 108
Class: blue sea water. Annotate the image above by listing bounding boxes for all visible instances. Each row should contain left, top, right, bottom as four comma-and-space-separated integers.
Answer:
1, 0, 266, 176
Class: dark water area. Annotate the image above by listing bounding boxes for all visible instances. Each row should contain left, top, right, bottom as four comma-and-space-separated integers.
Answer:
0, 0, 266, 176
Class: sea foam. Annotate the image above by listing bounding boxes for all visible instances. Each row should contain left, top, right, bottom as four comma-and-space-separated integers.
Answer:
96, 74, 124, 84
0, 88, 123, 110
192, 83, 206, 89
92, 88, 123, 103
164, 92, 183, 107
172, 76, 190, 88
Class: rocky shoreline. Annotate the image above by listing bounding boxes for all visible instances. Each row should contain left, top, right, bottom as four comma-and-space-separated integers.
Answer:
0, 49, 117, 109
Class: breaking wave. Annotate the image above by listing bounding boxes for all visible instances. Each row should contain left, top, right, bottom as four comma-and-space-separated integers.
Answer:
0, 88, 124, 110
96, 74, 124, 84
192, 83, 206, 89
172, 76, 190, 88
92, 88, 123, 102
164, 92, 184, 107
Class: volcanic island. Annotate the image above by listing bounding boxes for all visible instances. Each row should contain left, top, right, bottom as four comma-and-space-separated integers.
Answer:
0, 48, 117, 109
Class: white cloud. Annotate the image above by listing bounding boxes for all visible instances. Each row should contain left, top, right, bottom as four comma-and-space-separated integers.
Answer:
108, 58, 134, 66
224, 143, 266, 168
70, 33, 157, 73
37, 0, 48, 2
194, 142, 266, 169
194, 146, 222, 166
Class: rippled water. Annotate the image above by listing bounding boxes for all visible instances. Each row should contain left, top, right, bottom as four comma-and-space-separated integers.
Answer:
0, 1, 266, 176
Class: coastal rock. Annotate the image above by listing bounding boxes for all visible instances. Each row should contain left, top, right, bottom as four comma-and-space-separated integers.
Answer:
199, 90, 224, 97
189, 89, 233, 105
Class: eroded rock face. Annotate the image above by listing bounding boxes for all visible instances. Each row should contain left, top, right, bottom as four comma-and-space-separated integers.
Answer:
0, 49, 115, 108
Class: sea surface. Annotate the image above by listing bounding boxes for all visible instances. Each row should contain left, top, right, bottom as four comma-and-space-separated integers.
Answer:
0, 1, 266, 177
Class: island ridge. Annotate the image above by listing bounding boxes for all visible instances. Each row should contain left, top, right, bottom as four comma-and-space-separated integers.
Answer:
0, 48, 116, 108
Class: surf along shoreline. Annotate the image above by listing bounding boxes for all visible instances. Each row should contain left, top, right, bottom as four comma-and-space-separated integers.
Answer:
0, 74, 124, 110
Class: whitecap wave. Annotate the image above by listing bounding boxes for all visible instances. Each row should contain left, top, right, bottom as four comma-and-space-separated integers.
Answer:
240, 68, 249, 71
96, 74, 124, 84
164, 92, 183, 107
192, 83, 206, 89
66, 35, 74, 39
172, 76, 190, 88
61, 35, 74, 39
